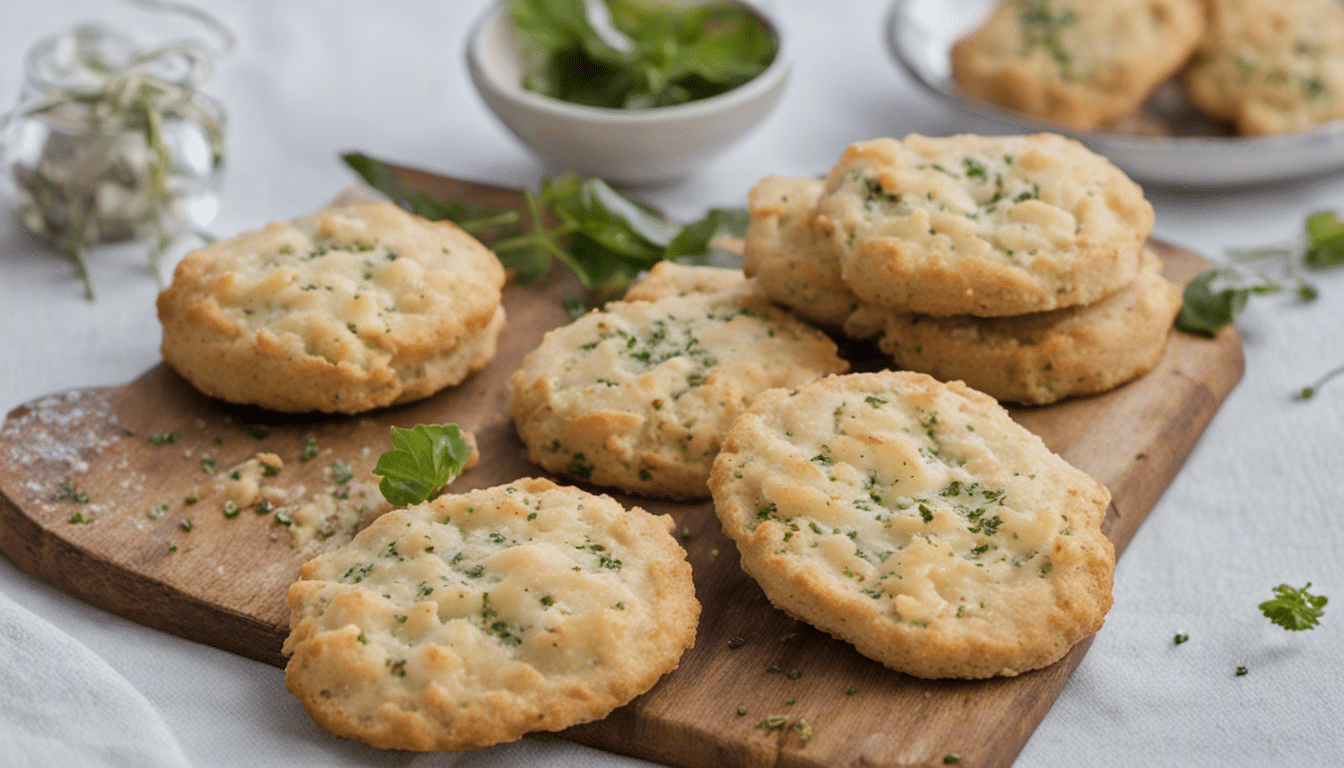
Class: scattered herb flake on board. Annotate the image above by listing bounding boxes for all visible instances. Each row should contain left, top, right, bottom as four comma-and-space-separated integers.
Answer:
67, 511, 93, 524
1259, 582, 1328, 630
301, 436, 318, 461
149, 431, 179, 444
372, 423, 471, 506
794, 720, 813, 742
200, 459, 218, 474
759, 716, 788, 731
736, 705, 747, 716
243, 423, 270, 440
943, 755, 961, 764
1173, 633, 1189, 645
728, 636, 745, 649
1235, 665, 1249, 676
331, 460, 354, 486
223, 501, 239, 518
57, 481, 90, 504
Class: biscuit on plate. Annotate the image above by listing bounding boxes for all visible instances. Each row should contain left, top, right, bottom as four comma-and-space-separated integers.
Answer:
1184, 0, 1344, 136
709, 371, 1114, 678
158, 201, 505, 413
743, 175, 860, 328
845, 248, 1180, 405
283, 477, 699, 751
815, 134, 1152, 317
950, 0, 1207, 131
510, 263, 848, 500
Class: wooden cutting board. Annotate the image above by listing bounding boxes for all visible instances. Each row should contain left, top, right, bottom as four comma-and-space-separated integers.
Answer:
0, 166, 1243, 768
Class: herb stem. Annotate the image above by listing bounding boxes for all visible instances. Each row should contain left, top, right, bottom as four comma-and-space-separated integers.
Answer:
1298, 363, 1344, 400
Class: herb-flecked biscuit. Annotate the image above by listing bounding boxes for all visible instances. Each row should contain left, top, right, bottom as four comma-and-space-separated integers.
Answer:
510, 264, 849, 500
950, 0, 1207, 131
158, 201, 506, 413
743, 175, 860, 327
845, 249, 1180, 405
1183, 0, 1344, 136
622, 260, 748, 302
283, 477, 699, 751
709, 371, 1114, 678
815, 134, 1152, 318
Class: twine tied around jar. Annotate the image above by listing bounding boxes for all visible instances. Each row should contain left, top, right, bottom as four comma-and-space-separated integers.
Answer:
0, 0, 234, 299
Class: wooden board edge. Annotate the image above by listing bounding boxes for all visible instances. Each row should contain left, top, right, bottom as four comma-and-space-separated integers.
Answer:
0, 486, 289, 667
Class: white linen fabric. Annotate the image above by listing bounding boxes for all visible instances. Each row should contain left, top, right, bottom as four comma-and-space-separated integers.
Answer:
0, 590, 191, 768
0, 1, 1340, 767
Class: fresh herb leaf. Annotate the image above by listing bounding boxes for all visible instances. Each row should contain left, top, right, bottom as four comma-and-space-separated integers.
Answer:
665, 207, 749, 269
344, 154, 745, 296
1259, 582, 1328, 631
1175, 265, 1289, 336
342, 152, 519, 235
1305, 211, 1344, 268
510, 0, 777, 109
372, 424, 471, 506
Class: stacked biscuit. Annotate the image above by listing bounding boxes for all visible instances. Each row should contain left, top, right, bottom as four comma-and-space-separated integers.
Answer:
158, 201, 506, 414
952, 0, 1344, 136
745, 133, 1182, 406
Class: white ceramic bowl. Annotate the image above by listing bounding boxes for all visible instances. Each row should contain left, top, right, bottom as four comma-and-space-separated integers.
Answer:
466, 0, 790, 184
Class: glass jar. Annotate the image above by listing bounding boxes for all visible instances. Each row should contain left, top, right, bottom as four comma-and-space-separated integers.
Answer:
1, 23, 226, 289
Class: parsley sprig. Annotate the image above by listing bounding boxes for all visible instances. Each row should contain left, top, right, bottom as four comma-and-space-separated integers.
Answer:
1259, 582, 1328, 631
372, 424, 471, 507
1177, 211, 1344, 398
1176, 210, 1344, 336
343, 153, 747, 298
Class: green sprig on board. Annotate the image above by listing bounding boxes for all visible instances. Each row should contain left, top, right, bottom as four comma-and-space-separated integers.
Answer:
509, 0, 777, 109
372, 424, 472, 507
342, 152, 748, 300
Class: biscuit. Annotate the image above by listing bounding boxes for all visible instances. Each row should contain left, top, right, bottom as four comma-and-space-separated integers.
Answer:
743, 175, 861, 327
845, 249, 1180, 405
283, 477, 699, 751
510, 264, 849, 500
158, 201, 506, 413
816, 134, 1152, 317
1184, 0, 1344, 136
622, 260, 749, 302
709, 371, 1114, 678
950, 0, 1206, 131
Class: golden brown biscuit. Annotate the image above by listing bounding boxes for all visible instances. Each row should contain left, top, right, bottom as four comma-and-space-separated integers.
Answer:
1184, 0, 1344, 135
845, 249, 1180, 405
283, 477, 699, 751
510, 264, 848, 500
743, 175, 861, 327
158, 202, 505, 413
951, 0, 1207, 131
622, 260, 749, 302
710, 371, 1114, 679
816, 134, 1152, 317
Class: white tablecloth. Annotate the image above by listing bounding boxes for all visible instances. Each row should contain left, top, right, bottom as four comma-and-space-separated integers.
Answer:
0, 2, 1340, 766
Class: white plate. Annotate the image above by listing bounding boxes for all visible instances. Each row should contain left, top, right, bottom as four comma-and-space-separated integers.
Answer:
886, 0, 1344, 186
